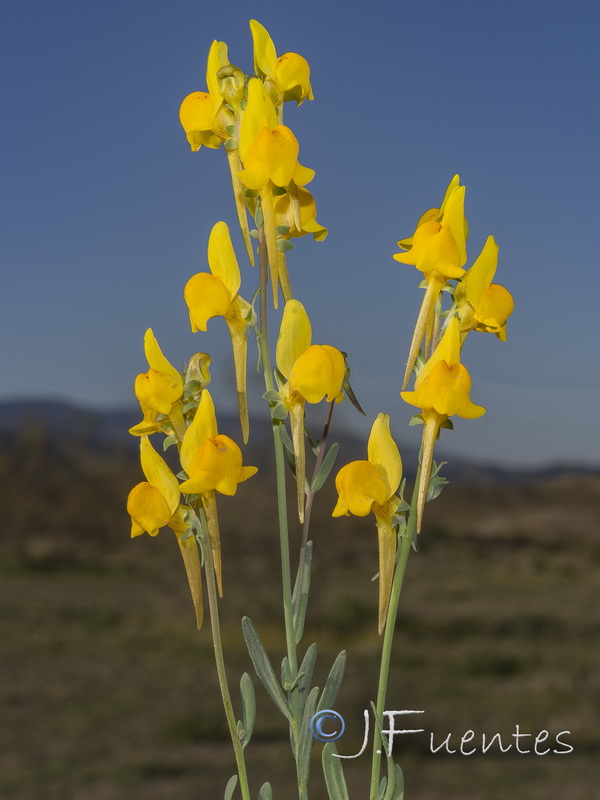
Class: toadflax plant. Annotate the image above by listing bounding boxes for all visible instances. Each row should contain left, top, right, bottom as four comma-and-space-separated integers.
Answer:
126, 18, 514, 800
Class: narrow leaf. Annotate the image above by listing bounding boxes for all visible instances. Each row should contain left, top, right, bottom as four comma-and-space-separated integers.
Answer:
239, 672, 256, 748
281, 656, 293, 690
297, 686, 320, 789
322, 742, 350, 800
242, 617, 293, 723
317, 650, 347, 713
258, 782, 273, 800
311, 442, 339, 492
224, 774, 238, 800
292, 541, 313, 643
296, 642, 318, 715
392, 764, 405, 800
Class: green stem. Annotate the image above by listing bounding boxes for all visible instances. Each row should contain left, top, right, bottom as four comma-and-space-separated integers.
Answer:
198, 503, 252, 800
293, 400, 334, 623
256, 227, 301, 721
368, 467, 421, 800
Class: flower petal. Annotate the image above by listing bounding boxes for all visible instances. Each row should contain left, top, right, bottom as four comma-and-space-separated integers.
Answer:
127, 481, 172, 537
180, 389, 219, 476
288, 344, 344, 404
275, 52, 313, 103
477, 284, 514, 332
179, 92, 220, 151
208, 221, 241, 297
441, 185, 467, 267
184, 273, 232, 332
250, 19, 277, 80
134, 369, 181, 415
144, 329, 183, 388
239, 78, 277, 161
415, 317, 461, 387
206, 39, 229, 106
367, 413, 402, 497
140, 435, 180, 515
332, 461, 388, 517
180, 434, 256, 496
459, 235, 499, 308
276, 299, 312, 378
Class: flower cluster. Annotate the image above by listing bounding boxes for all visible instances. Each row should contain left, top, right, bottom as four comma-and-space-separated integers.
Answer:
127, 325, 257, 627
127, 18, 515, 799
331, 175, 514, 631
179, 20, 326, 308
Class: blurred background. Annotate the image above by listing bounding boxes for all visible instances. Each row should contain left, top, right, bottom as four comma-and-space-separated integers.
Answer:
1, 0, 599, 798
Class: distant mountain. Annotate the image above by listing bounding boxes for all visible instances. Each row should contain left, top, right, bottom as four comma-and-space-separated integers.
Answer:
0, 398, 597, 482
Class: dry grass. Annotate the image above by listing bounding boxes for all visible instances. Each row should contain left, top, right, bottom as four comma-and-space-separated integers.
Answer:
1, 427, 598, 798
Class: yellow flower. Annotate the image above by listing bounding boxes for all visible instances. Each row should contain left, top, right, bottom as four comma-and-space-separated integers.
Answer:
394, 176, 468, 388
262, 186, 327, 304
179, 41, 256, 266
401, 318, 484, 534
127, 435, 203, 629
249, 19, 314, 106
129, 329, 184, 437
179, 91, 222, 152
179, 40, 230, 152
273, 186, 327, 242
184, 221, 252, 443
456, 235, 514, 342
276, 300, 345, 522
332, 414, 402, 634
239, 78, 315, 306
239, 125, 314, 192
179, 390, 257, 594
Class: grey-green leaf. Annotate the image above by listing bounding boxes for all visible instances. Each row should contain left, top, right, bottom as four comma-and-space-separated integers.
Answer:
271, 403, 289, 420
258, 782, 273, 800
317, 650, 347, 713
292, 541, 313, 643
277, 238, 295, 252
392, 764, 405, 800
242, 617, 293, 723
322, 742, 350, 800
297, 686, 320, 788
426, 476, 448, 502
239, 672, 256, 748
296, 642, 318, 714
311, 442, 339, 492
262, 389, 281, 404
224, 774, 238, 800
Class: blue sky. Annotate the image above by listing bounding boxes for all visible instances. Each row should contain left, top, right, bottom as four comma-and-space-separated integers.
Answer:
1, 0, 599, 467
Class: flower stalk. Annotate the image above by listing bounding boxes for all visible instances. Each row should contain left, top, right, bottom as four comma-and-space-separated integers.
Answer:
198, 502, 252, 800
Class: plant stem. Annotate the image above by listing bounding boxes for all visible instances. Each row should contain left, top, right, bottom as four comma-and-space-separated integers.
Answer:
368, 467, 421, 800
256, 226, 300, 710
293, 400, 334, 623
198, 503, 252, 800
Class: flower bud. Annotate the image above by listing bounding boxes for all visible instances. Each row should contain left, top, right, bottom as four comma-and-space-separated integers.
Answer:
185, 352, 212, 389
217, 64, 245, 107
